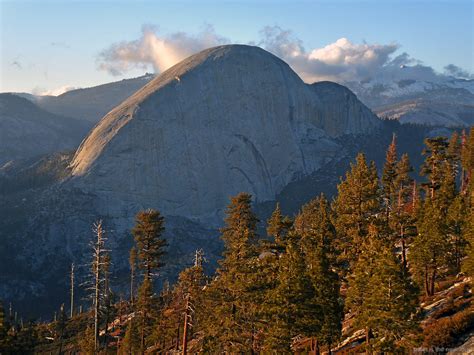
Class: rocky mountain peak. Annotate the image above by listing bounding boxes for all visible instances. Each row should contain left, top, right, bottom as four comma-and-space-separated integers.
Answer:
69, 45, 381, 220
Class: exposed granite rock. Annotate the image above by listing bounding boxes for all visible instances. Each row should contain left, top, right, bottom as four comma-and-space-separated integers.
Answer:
70, 45, 381, 221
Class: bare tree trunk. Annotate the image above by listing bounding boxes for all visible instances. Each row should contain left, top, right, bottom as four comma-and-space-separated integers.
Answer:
116, 336, 120, 355
401, 237, 407, 274
129, 247, 137, 308
70, 263, 75, 318
140, 311, 145, 354
58, 304, 65, 355
93, 222, 104, 353
104, 302, 109, 352
430, 268, 437, 296
130, 265, 134, 306
175, 322, 180, 350
365, 327, 371, 355
424, 265, 430, 296
182, 295, 190, 355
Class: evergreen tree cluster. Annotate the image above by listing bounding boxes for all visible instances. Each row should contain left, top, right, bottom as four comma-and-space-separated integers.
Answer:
1, 128, 473, 354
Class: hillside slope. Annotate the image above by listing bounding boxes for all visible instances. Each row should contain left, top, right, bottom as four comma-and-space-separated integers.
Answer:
20, 74, 155, 124
0, 94, 90, 166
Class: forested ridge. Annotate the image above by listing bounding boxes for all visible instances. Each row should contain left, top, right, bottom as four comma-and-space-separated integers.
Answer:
1, 127, 474, 354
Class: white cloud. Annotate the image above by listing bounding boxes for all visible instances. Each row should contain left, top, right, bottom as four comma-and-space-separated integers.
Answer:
259, 26, 473, 83
96, 24, 472, 84
32, 85, 79, 96
258, 26, 399, 82
97, 25, 228, 76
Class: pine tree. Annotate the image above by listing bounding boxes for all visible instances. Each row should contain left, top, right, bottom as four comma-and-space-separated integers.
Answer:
252, 204, 292, 352
410, 198, 450, 296
391, 153, 417, 273
263, 232, 319, 352
312, 244, 343, 352
420, 137, 450, 199
119, 318, 141, 355
461, 129, 474, 279
136, 276, 155, 352
293, 195, 343, 351
382, 135, 398, 222
462, 189, 474, 279
333, 153, 381, 268
447, 132, 461, 171
155, 250, 208, 349
446, 195, 467, 272
266, 202, 292, 251
129, 247, 137, 306
346, 226, 418, 352
411, 134, 462, 294
78, 325, 95, 354
461, 127, 474, 193
132, 209, 167, 281
437, 133, 460, 210
131, 209, 167, 351
201, 193, 260, 352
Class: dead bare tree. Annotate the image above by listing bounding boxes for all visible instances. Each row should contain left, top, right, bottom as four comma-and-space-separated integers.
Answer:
129, 247, 137, 306
91, 220, 108, 353
70, 263, 75, 318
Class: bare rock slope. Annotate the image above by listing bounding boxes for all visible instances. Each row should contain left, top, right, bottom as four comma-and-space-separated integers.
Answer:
70, 45, 380, 220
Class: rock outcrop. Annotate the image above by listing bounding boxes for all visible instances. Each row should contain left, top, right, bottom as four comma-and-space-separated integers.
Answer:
70, 45, 380, 221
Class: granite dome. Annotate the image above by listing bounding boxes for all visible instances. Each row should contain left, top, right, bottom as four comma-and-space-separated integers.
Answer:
70, 44, 380, 219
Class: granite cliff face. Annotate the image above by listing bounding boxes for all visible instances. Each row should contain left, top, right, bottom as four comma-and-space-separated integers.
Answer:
70, 45, 380, 220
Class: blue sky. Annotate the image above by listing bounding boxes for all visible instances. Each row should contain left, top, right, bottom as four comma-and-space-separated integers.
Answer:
1, 0, 472, 93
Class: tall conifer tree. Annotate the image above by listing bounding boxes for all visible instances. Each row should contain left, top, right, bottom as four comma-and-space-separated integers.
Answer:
202, 193, 260, 352
263, 232, 319, 352
392, 153, 417, 273
132, 209, 167, 281
446, 195, 467, 272
420, 137, 450, 199
346, 226, 418, 352
382, 135, 398, 221
131, 209, 167, 352
333, 153, 381, 268
294, 195, 342, 350
411, 197, 449, 296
